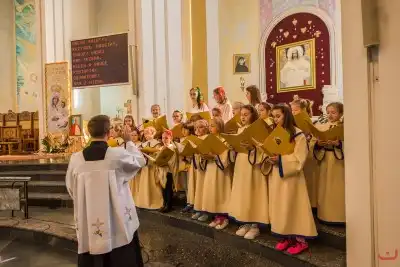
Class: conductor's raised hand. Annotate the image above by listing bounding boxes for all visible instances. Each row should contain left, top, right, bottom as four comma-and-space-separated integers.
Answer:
122, 125, 132, 143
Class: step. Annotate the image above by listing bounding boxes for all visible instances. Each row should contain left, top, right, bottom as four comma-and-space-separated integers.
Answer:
0, 170, 66, 181
28, 192, 72, 208
138, 209, 346, 267
0, 163, 68, 172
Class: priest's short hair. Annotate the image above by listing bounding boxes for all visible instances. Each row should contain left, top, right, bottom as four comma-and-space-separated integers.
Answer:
88, 115, 111, 138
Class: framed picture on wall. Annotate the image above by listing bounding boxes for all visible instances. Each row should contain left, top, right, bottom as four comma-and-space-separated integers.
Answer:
69, 114, 83, 136
276, 39, 316, 93
233, 54, 251, 74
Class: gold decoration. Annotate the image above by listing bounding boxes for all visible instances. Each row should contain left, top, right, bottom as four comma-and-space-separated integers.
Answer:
314, 31, 321, 38
271, 42, 277, 48
301, 27, 307, 33
283, 31, 289, 38
292, 18, 298, 26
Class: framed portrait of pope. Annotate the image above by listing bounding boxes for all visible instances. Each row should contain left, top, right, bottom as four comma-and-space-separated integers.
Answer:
276, 39, 316, 93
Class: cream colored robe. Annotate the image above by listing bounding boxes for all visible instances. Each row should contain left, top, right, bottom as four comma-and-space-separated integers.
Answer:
228, 127, 270, 224
129, 141, 142, 202
315, 122, 345, 223
200, 137, 232, 214
269, 129, 317, 237
304, 138, 319, 208
193, 135, 208, 211
135, 139, 163, 210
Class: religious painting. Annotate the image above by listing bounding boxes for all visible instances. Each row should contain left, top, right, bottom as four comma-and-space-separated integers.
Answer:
276, 39, 316, 93
45, 62, 71, 135
233, 54, 251, 74
69, 115, 83, 137
264, 13, 331, 115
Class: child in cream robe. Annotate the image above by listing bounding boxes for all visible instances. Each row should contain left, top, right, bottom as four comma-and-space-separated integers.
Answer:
314, 121, 345, 223
135, 127, 163, 210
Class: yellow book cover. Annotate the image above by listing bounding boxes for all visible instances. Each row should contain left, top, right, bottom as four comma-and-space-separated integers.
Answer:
224, 114, 241, 133
186, 111, 211, 121
154, 115, 169, 132
294, 112, 312, 133
171, 123, 183, 139
185, 135, 203, 147
180, 142, 197, 157
306, 121, 344, 141
220, 133, 248, 154
244, 118, 273, 144
142, 118, 155, 129
196, 134, 228, 155
143, 147, 174, 166
262, 125, 295, 156
141, 146, 160, 154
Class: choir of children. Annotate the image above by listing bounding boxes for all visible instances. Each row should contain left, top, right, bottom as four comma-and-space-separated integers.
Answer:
117, 85, 344, 255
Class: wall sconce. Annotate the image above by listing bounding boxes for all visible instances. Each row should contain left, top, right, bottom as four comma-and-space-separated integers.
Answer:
240, 77, 245, 91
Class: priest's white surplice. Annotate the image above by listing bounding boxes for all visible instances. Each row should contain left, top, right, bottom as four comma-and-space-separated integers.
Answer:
66, 141, 145, 255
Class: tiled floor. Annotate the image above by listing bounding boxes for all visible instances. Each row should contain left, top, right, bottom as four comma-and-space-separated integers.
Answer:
0, 207, 282, 267
0, 238, 76, 267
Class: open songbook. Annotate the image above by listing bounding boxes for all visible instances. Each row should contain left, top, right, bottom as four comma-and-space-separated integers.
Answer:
306, 121, 344, 141
142, 115, 169, 133
294, 112, 313, 134
186, 111, 211, 121
142, 146, 175, 166
171, 123, 183, 139
224, 114, 241, 134
221, 118, 272, 153
196, 134, 228, 155
180, 141, 198, 157
140, 146, 160, 154
258, 125, 295, 156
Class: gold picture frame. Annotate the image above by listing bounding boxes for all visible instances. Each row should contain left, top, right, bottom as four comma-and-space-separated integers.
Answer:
276, 39, 316, 93
69, 114, 83, 136
44, 62, 71, 135
233, 53, 251, 74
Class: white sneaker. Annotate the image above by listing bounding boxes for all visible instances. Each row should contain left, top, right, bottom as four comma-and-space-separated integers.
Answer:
191, 212, 201, 220
198, 214, 209, 222
244, 225, 260, 240
215, 219, 229, 230
208, 218, 220, 228
235, 224, 251, 236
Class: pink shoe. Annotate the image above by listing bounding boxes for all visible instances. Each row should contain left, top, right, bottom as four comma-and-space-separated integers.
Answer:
275, 239, 291, 251
286, 241, 309, 255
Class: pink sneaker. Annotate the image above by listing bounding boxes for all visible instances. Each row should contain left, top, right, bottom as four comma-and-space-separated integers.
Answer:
286, 241, 309, 255
275, 239, 291, 251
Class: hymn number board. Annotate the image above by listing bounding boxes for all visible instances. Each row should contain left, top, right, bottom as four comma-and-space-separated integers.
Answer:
71, 33, 129, 88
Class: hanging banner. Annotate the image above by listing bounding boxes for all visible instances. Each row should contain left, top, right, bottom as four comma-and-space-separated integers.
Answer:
71, 33, 129, 88
44, 62, 71, 135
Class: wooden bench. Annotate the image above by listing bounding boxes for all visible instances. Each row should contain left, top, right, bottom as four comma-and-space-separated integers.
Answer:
0, 177, 31, 219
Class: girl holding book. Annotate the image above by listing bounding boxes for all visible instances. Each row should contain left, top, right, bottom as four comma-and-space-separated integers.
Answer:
200, 118, 232, 230
213, 86, 233, 122
290, 99, 319, 209
258, 102, 273, 126
129, 128, 143, 202
228, 105, 269, 240
314, 102, 345, 224
172, 110, 184, 125
189, 87, 209, 113
268, 104, 317, 255
245, 85, 262, 109
181, 123, 197, 213
232, 102, 244, 117
135, 126, 164, 210
191, 119, 210, 222
124, 115, 136, 130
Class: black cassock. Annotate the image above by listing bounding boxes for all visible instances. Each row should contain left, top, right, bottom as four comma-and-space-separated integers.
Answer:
77, 141, 144, 267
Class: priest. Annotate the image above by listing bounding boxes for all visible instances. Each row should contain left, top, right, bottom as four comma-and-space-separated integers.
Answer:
66, 115, 145, 267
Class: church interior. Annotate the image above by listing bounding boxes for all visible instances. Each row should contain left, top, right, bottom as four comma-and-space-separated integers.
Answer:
0, 0, 399, 266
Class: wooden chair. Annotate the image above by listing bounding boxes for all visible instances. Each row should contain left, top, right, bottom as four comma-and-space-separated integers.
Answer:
4, 111, 18, 127
18, 111, 36, 152
0, 126, 22, 154
33, 111, 39, 150
0, 114, 4, 127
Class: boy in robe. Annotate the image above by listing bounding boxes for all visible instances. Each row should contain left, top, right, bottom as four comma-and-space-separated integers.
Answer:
66, 115, 145, 267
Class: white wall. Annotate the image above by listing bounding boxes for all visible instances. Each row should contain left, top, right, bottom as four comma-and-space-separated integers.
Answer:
0, 0, 15, 112
218, 0, 261, 104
